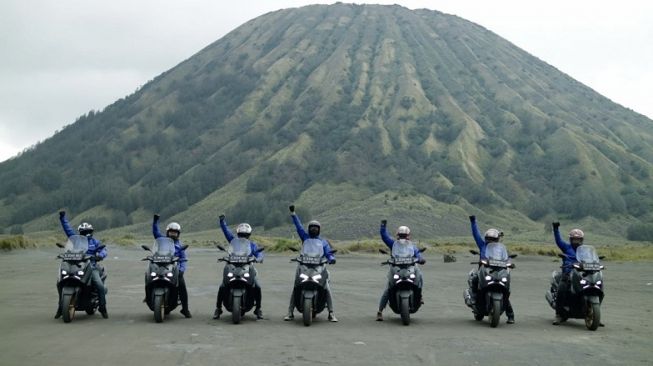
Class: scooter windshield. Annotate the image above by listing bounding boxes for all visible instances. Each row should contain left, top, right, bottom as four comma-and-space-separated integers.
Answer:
486, 242, 509, 261
392, 239, 415, 258
576, 245, 600, 264
153, 237, 176, 256
301, 238, 324, 258
228, 237, 252, 256
65, 235, 89, 253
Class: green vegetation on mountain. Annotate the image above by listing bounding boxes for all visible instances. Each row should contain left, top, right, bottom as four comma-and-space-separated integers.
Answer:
1, 4, 651, 241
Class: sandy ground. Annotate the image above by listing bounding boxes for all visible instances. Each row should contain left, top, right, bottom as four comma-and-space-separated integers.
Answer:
0, 247, 651, 366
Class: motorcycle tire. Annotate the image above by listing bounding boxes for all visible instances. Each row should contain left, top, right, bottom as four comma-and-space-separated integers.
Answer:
490, 298, 501, 328
62, 293, 76, 323
85, 308, 96, 315
153, 294, 165, 323
303, 298, 313, 327
400, 297, 410, 326
585, 302, 601, 331
232, 296, 242, 324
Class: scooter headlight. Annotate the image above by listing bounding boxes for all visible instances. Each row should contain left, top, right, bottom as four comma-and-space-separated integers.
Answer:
485, 275, 492, 281
312, 274, 322, 281
77, 270, 84, 276
150, 271, 157, 277
393, 274, 400, 280
596, 280, 602, 285
501, 277, 508, 283
227, 272, 234, 278
166, 272, 174, 278
61, 270, 68, 275
299, 273, 309, 280
409, 274, 416, 279
579, 279, 587, 285
244, 273, 250, 278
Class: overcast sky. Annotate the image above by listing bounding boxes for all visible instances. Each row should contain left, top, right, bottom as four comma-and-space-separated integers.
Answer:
1, 0, 651, 162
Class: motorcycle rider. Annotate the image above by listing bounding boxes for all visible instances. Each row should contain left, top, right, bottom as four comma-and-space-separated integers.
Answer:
551, 222, 584, 325
284, 205, 338, 322
213, 214, 265, 320
468, 215, 515, 324
55, 210, 108, 319
376, 220, 426, 321
152, 214, 192, 318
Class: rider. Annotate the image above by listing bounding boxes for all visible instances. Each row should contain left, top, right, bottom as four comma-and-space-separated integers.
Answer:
55, 210, 108, 319
214, 214, 265, 320
551, 222, 583, 325
153, 214, 191, 318
468, 215, 515, 324
376, 220, 426, 321
284, 205, 338, 322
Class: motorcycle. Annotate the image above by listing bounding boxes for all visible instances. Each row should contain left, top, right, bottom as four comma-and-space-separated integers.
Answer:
55, 235, 106, 323
545, 245, 605, 330
141, 237, 186, 323
463, 243, 516, 327
216, 238, 263, 324
289, 239, 335, 326
379, 242, 424, 325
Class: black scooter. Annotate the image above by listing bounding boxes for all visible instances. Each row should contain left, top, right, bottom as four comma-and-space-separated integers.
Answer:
464, 243, 516, 328
216, 238, 263, 324
379, 245, 425, 325
289, 239, 335, 326
545, 245, 605, 330
55, 235, 106, 323
141, 237, 186, 323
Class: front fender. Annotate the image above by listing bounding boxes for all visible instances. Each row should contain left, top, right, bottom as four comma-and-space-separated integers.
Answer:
231, 288, 245, 297
398, 289, 413, 299
490, 291, 504, 301
302, 289, 317, 300
153, 287, 168, 296
62, 286, 79, 296
585, 295, 601, 305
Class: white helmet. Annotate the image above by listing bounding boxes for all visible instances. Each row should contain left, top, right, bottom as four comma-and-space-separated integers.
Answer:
166, 222, 181, 232
78, 222, 94, 234
569, 229, 584, 239
484, 228, 501, 240
236, 223, 252, 235
397, 226, 411, 236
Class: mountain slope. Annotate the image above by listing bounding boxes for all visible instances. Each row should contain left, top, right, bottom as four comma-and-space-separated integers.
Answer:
1, 4, 651, 240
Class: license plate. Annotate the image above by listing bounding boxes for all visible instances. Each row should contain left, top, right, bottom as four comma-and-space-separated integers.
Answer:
583, 263, 601, 271
393, 257, 414, 265
62, 253, 84, 261
488, 260, 507, 267
229, 256, 250, 263
153, 255, 172, 263
300, 256, 322, 265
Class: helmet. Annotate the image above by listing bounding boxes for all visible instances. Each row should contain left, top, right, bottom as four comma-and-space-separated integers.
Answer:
307, 220, 321, 237
166, 222, 181, 233
78, 222, 94, 235
236, 223, 252, 235
484, 228, 501, 241
569, 229, 584, 239
396, 225, 411, 239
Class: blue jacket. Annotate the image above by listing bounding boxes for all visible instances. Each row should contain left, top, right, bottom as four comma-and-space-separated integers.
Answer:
380, 224, 423, 260
152, 218, 187, 272
470, 218, 488, 260
291, 214, 335, 262
60, 214, 107, 266
219, 218, 264, 262
553, 227, 577, 274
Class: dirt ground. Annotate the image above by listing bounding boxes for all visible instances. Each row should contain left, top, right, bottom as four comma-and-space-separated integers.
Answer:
0, 247, 651, 366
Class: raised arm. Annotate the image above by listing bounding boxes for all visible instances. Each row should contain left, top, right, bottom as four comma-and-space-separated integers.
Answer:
219, 215, 234, 242
291, 213, 309, 241
552, 222, 573, 254
152, 214, 163, 239
379, 220, 394, 248
59, 211, 75, 238
469, 215, 485, 252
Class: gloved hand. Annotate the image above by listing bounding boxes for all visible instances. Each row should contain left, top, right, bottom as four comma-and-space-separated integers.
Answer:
153, 214, 160, 221
289, 205, 295, 213
59, 210, 66, 218
552, 222, 560, 229
328, 259, 336, 265
418, 258, 426, 265
469, 215, 476, 222
381, 219, 387, 226
219, 214, 225, 221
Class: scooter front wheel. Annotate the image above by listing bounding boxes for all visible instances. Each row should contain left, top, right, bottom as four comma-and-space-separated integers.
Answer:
400, 297, 410, 326
62, 293, 76, 323
153, 294, 165, 323
490, 298, 502, 328
232, 296, 242, 324
585, 302, 601, 331
303, 298, 313, 327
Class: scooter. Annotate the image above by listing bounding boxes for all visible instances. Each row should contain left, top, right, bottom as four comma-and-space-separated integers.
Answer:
55, 235, 106, 323
464, 243, 516, 327
289, 238, 335, 326
545, 245, 605, 330
379, 243, 425, 325
216, 238, 263, 324
141, 237, 186, 323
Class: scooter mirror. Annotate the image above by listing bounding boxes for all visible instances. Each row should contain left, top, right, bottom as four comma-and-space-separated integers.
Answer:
56, 243, 65, 248
469, 249, 479, 255
181, 244, 189, 251
289, 247, 299, 252
419, 248, 427, 253
557, 253, 567, 259
599, 256, 606, 260
509, 254, 518, 259
96, 245, 106, 252
216, 244, 226, 252
378, 249, 389, 255
141, 245, 151, 252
